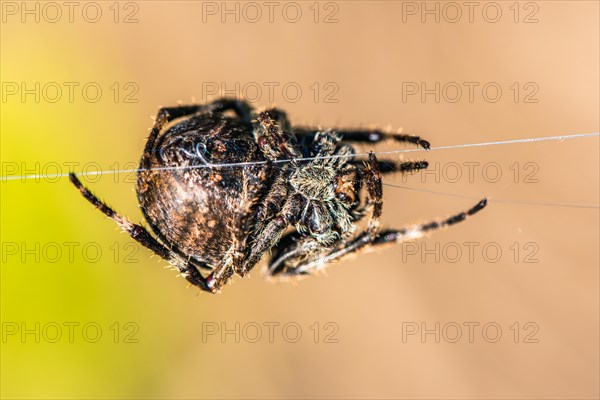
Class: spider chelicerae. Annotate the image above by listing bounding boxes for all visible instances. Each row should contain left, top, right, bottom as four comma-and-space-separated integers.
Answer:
69, 99, 487, 294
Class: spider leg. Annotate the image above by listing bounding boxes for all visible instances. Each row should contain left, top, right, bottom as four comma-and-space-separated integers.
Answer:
69, 173, 216, 293
211, 98, 254, 123
226, 161, 273, 279
371, 199, 487, 246
351, 159, 429, 175
293, 198, 487, 274
362, 152, 384, 237
347, 157, 426, 221
232, 194, 305, 281
294, 128, 430, 150
265, 232, 323, 277
255, 109, 303, 160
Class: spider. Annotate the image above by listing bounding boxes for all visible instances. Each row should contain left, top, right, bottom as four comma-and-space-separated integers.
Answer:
69, 99, 487, 294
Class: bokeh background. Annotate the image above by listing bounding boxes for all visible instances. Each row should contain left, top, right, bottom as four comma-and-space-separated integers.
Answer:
1, 1, 599, 399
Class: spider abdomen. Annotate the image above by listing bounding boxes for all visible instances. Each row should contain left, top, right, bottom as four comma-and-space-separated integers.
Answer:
136, 113, 265, 268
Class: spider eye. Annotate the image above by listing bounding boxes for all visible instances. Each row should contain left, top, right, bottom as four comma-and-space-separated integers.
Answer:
335, 174, 356, 205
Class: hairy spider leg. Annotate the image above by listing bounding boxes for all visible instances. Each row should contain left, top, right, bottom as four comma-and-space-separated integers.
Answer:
69, 173, 217, 293
295, 126, 430, 178
369, 198, 488, 249
238, 193, 305, 275
206, 161, 272, 291
351, 159, 429, 175
294, 127, 430, 150
254, 109, 303, 160
285, 198, 487, 275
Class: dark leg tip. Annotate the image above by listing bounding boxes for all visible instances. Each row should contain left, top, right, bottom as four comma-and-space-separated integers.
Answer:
417, 161, 429, 169
468, 198, 488, 215
419, 139, 431, 150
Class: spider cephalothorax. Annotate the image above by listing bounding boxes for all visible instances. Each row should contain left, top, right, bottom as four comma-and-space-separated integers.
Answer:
70, 99, 486, 293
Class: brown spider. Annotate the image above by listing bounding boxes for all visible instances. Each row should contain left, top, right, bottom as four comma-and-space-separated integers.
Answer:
69, 99, 486, 293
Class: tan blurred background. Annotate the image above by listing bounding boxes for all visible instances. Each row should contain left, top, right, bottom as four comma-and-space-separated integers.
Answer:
1, 1, 598, 399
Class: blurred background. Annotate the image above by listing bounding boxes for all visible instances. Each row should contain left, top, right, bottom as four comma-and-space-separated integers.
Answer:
1, 1, 598, 399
